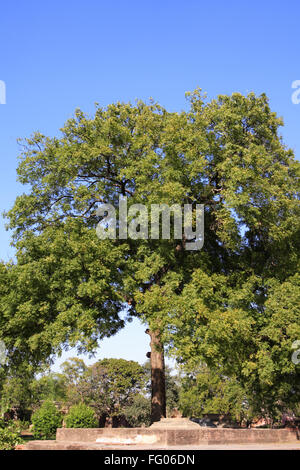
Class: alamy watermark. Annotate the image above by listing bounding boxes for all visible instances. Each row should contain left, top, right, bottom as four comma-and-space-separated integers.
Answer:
0, 341, 6, 366
291, 80, 300, 104
0, 80, 6, 104
291, 340, 300, 365
96, 197, 204, 251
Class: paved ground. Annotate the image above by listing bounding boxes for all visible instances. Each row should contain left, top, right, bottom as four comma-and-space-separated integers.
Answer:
22, 441, 300, 450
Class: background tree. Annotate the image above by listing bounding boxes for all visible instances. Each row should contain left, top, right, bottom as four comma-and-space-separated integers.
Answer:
60, 358, 87, 403
0, 371, 33, 418
179, 364, 252, 425
123, 394, 151, 427
30, 372, 67, 405
75, 358, 146, 421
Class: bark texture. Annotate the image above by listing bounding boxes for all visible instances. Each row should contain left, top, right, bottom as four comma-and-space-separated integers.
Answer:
146, 329, 166, 423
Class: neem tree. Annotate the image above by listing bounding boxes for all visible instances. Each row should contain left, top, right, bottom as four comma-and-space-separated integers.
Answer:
0, 90, 299, 423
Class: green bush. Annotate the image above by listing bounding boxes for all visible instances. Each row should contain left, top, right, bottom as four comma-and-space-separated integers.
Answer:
0, 419, 29, 433
31, 401, 62, 439
15, 420, 30, 432
0, 428, 23, 450
65, 403, 97, 428
0, 419, 6, 429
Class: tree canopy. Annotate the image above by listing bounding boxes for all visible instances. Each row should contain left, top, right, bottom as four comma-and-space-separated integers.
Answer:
0, 89, 299, 418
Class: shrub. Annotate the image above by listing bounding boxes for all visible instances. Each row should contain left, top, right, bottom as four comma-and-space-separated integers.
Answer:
0, 428, 23, 450
65, 403, 97, 428
15, 420, 30, 432
31, 401, 62, 439
0, 419, 29, 433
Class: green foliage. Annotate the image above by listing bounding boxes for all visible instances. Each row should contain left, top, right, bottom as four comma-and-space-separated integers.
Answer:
123, 394, 151, 427
75, 358, 147, 417
0, 428, 22, 450
0, 419, 24, 449
31, 401, 62, 440
0, 419, 29, 433
60, 358, 87, 403
0, 90, 299, 419
13, 420, 30, 432
160, 91, 300, 420
0, 369, 67, 419
65, 403, 97, 428
31, 373, 67, 404
0, 371, 34, 414
165, 371, 180, 416
179, 365, 253, 423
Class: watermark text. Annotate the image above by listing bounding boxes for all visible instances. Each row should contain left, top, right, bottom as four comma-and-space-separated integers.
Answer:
0, 80, 6, 104
291, 80, 300, 104
96, 197, 204, 251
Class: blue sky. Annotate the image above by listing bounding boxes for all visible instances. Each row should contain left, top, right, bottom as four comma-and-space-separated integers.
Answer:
0, 1, 299, 371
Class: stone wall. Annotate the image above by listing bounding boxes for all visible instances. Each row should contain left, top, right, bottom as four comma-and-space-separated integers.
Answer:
56, 427, 299, 446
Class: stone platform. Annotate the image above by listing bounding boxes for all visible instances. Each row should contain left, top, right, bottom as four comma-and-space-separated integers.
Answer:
150, 418, 201, 429
22, 418, 300, 449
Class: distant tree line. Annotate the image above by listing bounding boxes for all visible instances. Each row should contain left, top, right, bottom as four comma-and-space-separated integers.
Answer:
0, 357, 299, 428
0, 358, 180, 427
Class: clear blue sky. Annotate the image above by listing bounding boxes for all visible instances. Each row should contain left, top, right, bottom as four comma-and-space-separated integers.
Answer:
0, 0, 299, 371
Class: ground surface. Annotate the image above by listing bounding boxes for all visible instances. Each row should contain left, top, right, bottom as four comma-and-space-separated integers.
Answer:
22, 440, 300, 450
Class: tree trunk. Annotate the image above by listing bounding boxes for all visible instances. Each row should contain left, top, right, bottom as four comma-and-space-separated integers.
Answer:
146, 329, 166, 423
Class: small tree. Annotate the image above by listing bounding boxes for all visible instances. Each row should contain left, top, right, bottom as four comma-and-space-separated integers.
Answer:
31, 373, 67, 405
60, 358, 87, 403
0, 369, 34, 418
76, 358, 147, 419
65, 403, 97, 428
31, 401, 62, 440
